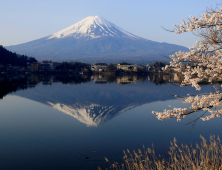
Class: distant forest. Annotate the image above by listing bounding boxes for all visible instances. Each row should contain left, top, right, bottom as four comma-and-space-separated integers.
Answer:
0, 45, 37, 66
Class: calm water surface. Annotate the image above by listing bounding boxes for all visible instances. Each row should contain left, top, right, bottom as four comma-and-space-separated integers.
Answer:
0, 74, 221, 170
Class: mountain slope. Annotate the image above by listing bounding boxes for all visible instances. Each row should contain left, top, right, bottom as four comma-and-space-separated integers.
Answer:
6, 16, 188, 63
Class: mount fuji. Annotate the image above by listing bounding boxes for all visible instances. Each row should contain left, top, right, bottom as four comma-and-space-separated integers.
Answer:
6, 16, 188, 63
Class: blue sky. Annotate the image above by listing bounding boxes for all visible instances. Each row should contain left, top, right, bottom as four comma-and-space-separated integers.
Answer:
0, 0, 220, 47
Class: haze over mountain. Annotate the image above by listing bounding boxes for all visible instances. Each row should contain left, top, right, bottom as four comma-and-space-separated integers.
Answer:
6, 16, 188, 63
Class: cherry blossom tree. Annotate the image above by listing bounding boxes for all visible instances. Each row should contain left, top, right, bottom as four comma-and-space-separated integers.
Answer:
152, 6, 222, 122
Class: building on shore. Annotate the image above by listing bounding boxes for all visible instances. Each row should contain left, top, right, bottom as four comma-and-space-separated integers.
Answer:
117, 63, 137, 71
31, 63, 40, 71
91, 63, 108, 71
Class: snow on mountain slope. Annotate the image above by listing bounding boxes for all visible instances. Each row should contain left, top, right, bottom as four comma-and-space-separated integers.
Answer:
48, 16, 140, 40
47, 102, 138, 127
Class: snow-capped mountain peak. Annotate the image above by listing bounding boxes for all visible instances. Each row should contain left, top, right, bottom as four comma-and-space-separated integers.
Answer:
48, 15, 140, 40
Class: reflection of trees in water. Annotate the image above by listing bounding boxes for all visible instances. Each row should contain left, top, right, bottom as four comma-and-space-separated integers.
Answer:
0, 74, 91, 99
0, 76, 38, 99
152, 74, 174, 85
153, 76, 168, 85
0, 73, 180, 100
106, 75, 116, 83
55, 75, 91, 84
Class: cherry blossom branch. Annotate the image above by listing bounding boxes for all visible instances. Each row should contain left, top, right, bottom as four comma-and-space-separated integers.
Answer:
153, 5, 222, 123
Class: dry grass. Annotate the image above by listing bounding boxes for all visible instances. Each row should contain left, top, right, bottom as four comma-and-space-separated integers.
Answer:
99, 135, 222, 170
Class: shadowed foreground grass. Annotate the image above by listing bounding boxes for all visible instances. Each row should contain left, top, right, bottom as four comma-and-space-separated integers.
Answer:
99, 135, 222, 170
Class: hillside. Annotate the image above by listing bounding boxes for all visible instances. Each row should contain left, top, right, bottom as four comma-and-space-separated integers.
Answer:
0, 45, 37, 66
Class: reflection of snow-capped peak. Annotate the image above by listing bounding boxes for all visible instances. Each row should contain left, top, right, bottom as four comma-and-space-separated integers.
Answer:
48, 16, 140, 40
47, 102, 139, 127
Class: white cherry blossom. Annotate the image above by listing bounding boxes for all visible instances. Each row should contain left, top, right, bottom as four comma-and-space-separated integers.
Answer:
153, 6, 222, 122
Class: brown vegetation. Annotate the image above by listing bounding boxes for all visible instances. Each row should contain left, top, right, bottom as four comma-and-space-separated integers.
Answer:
100, 135, 222, 170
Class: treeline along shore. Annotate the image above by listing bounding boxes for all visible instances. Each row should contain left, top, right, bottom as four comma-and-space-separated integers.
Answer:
0, 45, 180, 75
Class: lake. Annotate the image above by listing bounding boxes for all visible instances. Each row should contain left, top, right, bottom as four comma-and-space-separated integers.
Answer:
0, 74, 221, 170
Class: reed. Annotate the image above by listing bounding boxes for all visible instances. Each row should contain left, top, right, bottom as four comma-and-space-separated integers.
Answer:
99, 135, 222, 170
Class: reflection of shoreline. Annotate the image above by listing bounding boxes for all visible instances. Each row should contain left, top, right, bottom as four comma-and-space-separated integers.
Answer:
0, 73, 185, 108
90, 74, 183, 85
0, 73, 183, 86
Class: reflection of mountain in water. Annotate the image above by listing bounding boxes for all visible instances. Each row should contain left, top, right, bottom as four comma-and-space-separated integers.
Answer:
1, 74, 210, 127
48, 102, 138, 127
